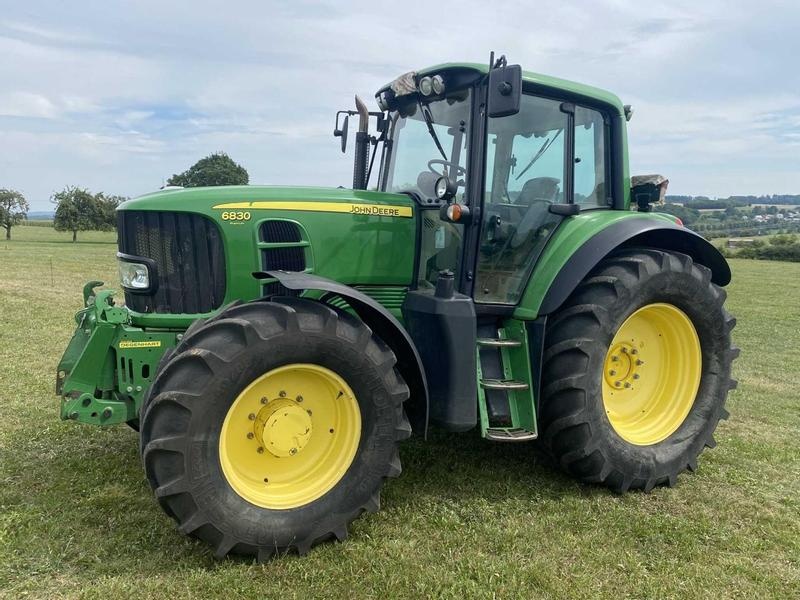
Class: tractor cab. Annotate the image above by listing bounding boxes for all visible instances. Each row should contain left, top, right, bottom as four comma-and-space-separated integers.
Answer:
372, 60, 624, 307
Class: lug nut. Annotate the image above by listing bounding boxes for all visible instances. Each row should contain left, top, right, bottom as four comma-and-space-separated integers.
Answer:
611, 355, 619, 362
279, 390, 286, 398
615, 381, 622, 387
257, 447, 264, 454
289, 448, 298, 455
633, 374, 640, 380
624, 382, 632, 388
636, 359, 644, 366
307, 409, 312, 416
609, 370, 617, 376
621, 347, 628, 354
261, 396, 268, 404
248, 413, 256, 420
631, 349, 638, 355
247, 432, 254, 439
296, 395, 303, 403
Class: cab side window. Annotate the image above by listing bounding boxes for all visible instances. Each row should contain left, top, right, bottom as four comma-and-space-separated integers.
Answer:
574, 106, 609, 207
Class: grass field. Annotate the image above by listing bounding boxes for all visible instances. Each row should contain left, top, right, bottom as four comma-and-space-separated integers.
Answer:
1, 226, 798, 599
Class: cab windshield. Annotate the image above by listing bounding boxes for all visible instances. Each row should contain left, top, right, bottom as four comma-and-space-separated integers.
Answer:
380, 89, 473, 288
380, 89, 472, 203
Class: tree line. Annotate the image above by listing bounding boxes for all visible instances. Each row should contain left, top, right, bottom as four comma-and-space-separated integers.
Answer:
0, 152, 249, 241
720, 234, 800, 262
53, 188, 126, 242
666, 194, 800, 209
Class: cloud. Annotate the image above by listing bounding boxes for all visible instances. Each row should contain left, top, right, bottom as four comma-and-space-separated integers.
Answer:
0, 91, 58, 118
0, 0, 798, 208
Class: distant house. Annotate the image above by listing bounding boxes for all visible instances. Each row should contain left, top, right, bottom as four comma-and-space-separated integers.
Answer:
727, 238, 757, 248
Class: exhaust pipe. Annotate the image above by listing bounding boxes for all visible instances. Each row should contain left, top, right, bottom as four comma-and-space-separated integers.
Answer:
352, 95, 370, 190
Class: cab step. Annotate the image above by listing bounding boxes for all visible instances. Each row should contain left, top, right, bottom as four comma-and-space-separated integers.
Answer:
476, 322, 538, 442
485, 427, 538, 442
479, 378, 529, 391
477, 338, 522, 348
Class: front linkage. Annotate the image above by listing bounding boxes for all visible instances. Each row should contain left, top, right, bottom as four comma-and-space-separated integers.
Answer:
57, 281, 177, 426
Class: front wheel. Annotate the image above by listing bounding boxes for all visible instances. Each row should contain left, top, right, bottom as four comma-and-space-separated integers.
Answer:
140, 298, 411, 560
539, 249, 738, 492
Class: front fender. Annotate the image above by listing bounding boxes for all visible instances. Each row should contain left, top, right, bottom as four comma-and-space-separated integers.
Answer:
263, 270, 429, 437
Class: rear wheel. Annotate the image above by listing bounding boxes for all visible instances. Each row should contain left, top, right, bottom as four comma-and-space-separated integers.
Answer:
140, 298, 411, 559
540, 249, 738, 492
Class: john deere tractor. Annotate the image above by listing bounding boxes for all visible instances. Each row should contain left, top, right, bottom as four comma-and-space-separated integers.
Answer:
57, 56, 737, 560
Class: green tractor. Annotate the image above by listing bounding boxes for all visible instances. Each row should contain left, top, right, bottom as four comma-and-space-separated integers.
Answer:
57, 56, 737, 560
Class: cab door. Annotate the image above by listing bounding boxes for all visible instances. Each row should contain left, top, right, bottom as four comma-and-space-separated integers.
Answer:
474, 94, 610, 306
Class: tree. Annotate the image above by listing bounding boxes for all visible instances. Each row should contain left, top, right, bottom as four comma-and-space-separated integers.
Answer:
52, 187, 102, 242
0, 188, 29, 240
659, 203, 701, 226
167, 152, 249, 187
95, 193, 126, 230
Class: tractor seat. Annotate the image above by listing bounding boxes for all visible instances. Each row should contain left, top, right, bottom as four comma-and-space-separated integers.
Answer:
509, 177, 561, 250
516, 177, 560, 206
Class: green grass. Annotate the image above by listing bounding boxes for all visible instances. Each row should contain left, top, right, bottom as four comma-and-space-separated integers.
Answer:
1, 226, 798, 599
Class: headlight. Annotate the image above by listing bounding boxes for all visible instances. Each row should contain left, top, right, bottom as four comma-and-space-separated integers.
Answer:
119, 260, 150, 290
418, 76, 433, 96
435, 177, 449, 199
434, 175, 457, 200
431, 74, 445, 95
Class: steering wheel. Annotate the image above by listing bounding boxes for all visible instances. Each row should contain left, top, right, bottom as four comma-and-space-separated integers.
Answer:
428, 159, 466, 180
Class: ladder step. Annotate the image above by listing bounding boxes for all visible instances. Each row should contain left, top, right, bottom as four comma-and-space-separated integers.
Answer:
486, 427, 538, 442
477, 338, 522, 348
479, 378, 529, 391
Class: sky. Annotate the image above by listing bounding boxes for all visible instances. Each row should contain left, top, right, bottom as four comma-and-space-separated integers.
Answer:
1, 0, 799, 211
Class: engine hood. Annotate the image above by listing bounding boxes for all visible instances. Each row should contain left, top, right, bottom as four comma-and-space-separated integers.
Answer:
119, 185, 415, 218
117, 186, 418, 322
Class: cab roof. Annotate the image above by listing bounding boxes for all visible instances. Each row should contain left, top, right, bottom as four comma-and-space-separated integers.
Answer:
377, 62, 625, 116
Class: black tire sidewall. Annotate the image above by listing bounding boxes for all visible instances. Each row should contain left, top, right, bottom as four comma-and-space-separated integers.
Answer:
592, 267, 727, 473
187, 328, 397, 547
544, 250, 734, 487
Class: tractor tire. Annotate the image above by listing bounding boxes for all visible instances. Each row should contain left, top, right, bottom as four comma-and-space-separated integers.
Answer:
140, 298, 411, 560
539, 248, 737, 493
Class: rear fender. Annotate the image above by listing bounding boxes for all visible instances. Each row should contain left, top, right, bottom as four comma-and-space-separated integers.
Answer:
517, 216, 730, 319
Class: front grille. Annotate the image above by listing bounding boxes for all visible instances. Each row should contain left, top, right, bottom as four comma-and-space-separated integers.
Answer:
118, 210, 226, 313
259, 220, 310, 297
260, 220, 302, 243
261, 247, 306, 272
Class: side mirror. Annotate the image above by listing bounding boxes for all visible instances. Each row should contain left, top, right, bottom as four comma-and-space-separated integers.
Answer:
334, 114, 349, 153
487, 64, 522, 118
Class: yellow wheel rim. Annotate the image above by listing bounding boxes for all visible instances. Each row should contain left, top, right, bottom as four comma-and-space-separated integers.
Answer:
219, 364, 361, 509
602, 303, 702, 446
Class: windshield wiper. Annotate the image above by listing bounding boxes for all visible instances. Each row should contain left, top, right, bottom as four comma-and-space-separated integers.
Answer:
419, 101, 449, 162
515, 129, 563, 181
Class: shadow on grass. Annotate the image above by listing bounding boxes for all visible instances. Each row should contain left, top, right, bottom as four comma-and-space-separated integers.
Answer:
0, 419, 609, 575
395, 426, 607, 502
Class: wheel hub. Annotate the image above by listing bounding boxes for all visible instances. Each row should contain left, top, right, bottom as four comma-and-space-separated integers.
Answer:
255, 398, 312, 458
604, 342, 645, 390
